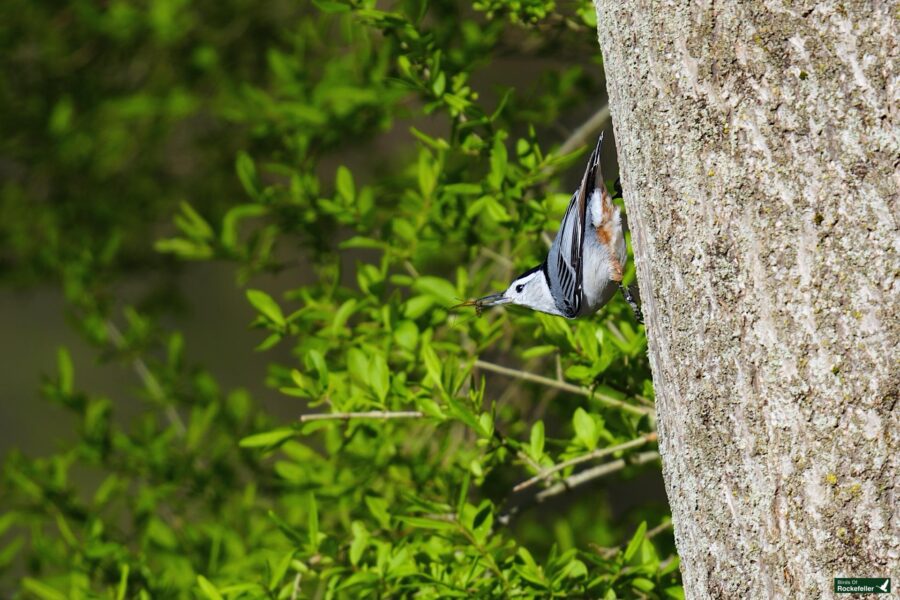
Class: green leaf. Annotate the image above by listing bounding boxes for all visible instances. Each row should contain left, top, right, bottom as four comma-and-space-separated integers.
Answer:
530, 421, 545, 458
267, 510, 305, 546
664, 586, 686, 600
154, 237, 213, 259
521, 345, 556, 359
446, 395, 480, 432
369, 352, 390, 402
57, 347, 73, 395
632, 577, 655, 592
456, 472, 471, 516
331, 299, 358, 334
197, 575, 224, 600
175, 202, 214, 240
418, 398, 445, 419
393, 320, 419, 351
403, 295, 434, 319
573, 408, 599, 450
413, 276, 457, 304
21, 579, 67, 600
0, 537, 24, 569
115, 564, 129, 600
306, 349, 329, 384
255, 333, 281, 352
624, 521, 647, 562
236, 151, 258, 197
660, 553, 680, 576
444, 183, 482, 195
221, 204, 268, 249
238, 428, 295, 449
307, 493, 319, 552
0, 512, 16, 537
564, 364, 594, 382
365, 495, 391, 530
268, 551, 293, 591
432, 71, 446, 96
335, 165, 355, 201
396, 516, 456, 531
246, 289, 285, 325
417, 149, 437, 198
561, 558, 588, 580
340, 236, 387, 250
421, 343, 444, 392
312, 0, 350, 13
488, 138, 507, 190
409, 126, 450, 150
478, 412, 493, 438
349, 521, 369, 565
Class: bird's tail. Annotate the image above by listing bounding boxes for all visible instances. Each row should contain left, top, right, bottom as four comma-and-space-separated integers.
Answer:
587, 132, 604, 188
580, 132, 615, 225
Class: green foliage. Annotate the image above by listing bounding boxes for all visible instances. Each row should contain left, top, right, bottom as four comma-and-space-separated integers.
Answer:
1, 0, 679, 598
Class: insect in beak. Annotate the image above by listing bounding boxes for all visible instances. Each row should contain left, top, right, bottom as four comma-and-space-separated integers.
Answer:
452, 293, 509, 316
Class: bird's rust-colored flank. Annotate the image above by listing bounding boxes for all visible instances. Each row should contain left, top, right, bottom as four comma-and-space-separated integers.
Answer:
596, 188, 622, 282
596, 221, 613, 245
608, 250, 623, 282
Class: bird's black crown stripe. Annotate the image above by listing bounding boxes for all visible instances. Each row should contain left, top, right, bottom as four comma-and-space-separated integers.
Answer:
514, 263, 544, 282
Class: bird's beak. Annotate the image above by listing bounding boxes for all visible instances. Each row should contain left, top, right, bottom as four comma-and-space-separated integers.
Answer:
451, 292, 510, 315
473, 292, 510, 308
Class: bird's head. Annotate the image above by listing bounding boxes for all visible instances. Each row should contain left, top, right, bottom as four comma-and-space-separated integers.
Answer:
458, 263, 562, 317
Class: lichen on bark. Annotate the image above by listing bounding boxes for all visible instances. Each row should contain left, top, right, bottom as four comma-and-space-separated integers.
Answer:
592, 1, 899, 597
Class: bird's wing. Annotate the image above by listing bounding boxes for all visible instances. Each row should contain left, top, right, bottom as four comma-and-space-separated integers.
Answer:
546, 134, 604, 318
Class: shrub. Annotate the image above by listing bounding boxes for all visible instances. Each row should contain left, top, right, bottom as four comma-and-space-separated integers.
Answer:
1, 1, 679, 598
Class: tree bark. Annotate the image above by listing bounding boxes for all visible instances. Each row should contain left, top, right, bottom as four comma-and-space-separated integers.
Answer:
593, 1, 898, 597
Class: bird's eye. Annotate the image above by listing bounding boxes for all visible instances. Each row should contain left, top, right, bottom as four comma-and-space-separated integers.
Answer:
515, 284, 525, 293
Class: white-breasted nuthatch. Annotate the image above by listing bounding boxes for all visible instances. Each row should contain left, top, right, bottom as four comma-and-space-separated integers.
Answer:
458, 134, 642, 321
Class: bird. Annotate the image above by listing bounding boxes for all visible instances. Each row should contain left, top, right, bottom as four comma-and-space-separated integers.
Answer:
456, 133, 642, 321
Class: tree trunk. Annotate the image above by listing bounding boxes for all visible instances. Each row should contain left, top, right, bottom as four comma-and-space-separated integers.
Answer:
592, 1, 898, 597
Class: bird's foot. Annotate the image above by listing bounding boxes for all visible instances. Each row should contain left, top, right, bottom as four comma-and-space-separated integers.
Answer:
620, 283, 643, 324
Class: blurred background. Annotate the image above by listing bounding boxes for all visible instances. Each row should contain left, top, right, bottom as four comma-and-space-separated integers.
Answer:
1, 0, 612, 455
1, 1, 674, 597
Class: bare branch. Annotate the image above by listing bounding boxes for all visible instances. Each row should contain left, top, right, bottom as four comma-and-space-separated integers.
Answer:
290, 573, 302, 600
557, 105, 611, 157
474, 359, 652, 416
541, 232, 554, 249
300, 410, 424, 423
535, 450, 659, 503
106, 320, 186, 436
498, 450, 660, 526
479, 246, 514, 269
513, 432, 658, 493
403, 260, 420, 278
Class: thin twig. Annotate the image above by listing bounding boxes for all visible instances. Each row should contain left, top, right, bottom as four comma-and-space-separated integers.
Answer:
474, 359, 651, 416
491, 428, 543, 474
645, 519, 674, 540
479, 246, 514, 269
106, 321, 186, 436
299, 410, 424, 423
403, 260, 420, 278
498, 451, 659, 526
535, 451, 659, 503
557, 105, 611, 157
290, 573, 302, 600
541, 231, 554, 249
513, 432, 658, 493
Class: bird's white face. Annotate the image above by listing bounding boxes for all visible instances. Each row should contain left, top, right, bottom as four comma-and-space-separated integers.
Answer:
474, 265, 563, 317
